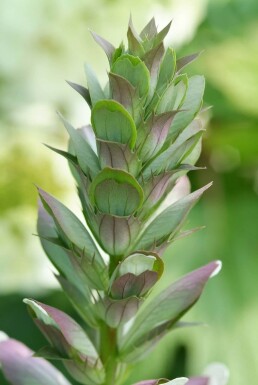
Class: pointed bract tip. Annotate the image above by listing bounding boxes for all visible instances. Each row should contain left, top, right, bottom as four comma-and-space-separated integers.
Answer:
0, 331, 9, 342
23, 298, 31, 305
32, 183, 40, 191
66, 80, 78, 89
205, 181, 213, 189
203, 362, 229, 385
163, 19, 173, 31
42, 142, 50, 149
90, 30, 105, 42
210, 260, 222, 278
34, 184, 43, 194
168, 378, 188, 385
23, 299, 49, 317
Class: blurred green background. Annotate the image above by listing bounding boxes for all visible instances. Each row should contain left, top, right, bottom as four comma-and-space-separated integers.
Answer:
0, 0, 257, 384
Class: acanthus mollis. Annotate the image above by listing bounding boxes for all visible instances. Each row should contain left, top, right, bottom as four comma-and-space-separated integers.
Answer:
0, 17, 223, 385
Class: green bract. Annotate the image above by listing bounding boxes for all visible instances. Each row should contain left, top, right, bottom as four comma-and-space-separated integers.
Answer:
111, 54, 150, 98
91, 99, 137, 148
89, 167, 144, 216
0, 17, 221, 385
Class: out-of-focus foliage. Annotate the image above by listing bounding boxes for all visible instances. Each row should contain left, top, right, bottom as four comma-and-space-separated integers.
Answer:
0, 1, 257, 385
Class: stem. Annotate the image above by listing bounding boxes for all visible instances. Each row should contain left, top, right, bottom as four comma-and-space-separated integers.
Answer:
100, 322, 118, 385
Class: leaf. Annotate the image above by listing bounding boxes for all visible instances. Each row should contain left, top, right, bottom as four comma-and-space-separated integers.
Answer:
118, 321, 168, 363
98, 140, 141, 176
119, 261, 221, 354
0, 338, 72, 385
37, 201, 83, 288
183, 136, 202, 166
64, 358, 105, 385
170, 226, 206, 243
66, 80, 92, 106
166, 118, 204, 169
139, 170, 183, 221
55, 275, 98, 328
122, 308, 206, 363
112, 54, 150, 98
127, 22, 145, 57
173, 118, 203, 149
144, 43, 165, 79
152, 20, 172, 48
85, 63, 105, 105
90, 30, 115, 63
79, 124, 98, 153
37, 198, 108, 292
89, 168, 144, 217
138, 111, 179, 161
146, 48, 176, 115
58, 114, 100, 177
108, 72, 143, 124
44, 144, 77, 164
38, 205, 108, 291
34, 345, 65, 360
134, 183, 212, 251
97, 215, 140, 256
37, 188, 104, 266
91, 99, 137, 148
112, 42, 124, 63
142, 134, 202, 179
24, 300, 99, 361
144, 43, 165, 96
167, 75, 205, 141
142, 120, 204, 178
156, 74, 188, 114
109, 72, 136, 112
140, 17, 157, 40
176, 51, 202, 72
156, 48, 176, 92
73, 166, 99, 230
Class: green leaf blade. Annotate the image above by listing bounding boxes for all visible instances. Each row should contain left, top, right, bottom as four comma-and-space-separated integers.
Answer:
24, 299, 99, 360
119, 261, 221, 355
58, 114, 100, 177
37, 187, 104, 267
112, 54, 150, 99
85, 63, 106, 105
134, 183, 212, 251
167, 75, 205, 141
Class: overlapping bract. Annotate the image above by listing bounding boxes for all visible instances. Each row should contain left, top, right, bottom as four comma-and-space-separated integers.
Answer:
0, 18, 220, 385
0, 336, 72, 385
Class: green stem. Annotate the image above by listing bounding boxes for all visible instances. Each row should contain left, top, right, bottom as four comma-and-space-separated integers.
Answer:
100, 322, 118, 385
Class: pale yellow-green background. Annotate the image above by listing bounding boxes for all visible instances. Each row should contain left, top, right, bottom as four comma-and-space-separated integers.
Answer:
1, 1, 258, 384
